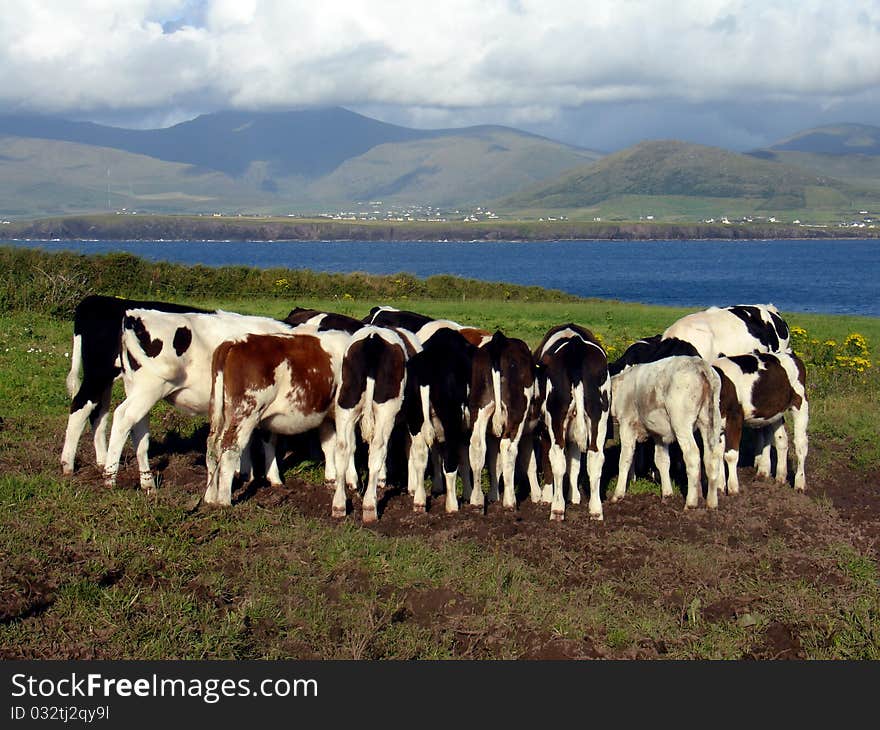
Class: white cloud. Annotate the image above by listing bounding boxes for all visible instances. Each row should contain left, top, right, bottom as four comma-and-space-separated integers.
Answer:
1, 0, 879, 119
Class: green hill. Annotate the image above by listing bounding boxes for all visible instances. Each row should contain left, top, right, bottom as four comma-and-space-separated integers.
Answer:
747, 124, 880, 193
498, 139, 880, 220
0, 109, 599, 217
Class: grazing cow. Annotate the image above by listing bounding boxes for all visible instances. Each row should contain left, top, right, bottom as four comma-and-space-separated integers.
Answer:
205, 329, 351, 506
662, 304, 790, 360
711, 352, 808, 494
608, 334, 700, 376
467, 331, 536, 510
61, 295, 208, 475
332, 326, 413, 521
102, 309, 296, 491
364, 305, 491, 347
403, 328, 476, 514
284, 307, 364, 334
533, 324, 611, 521
610, 356, 725, 510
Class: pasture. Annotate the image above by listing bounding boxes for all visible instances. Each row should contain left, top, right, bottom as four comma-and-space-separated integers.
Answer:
1, 292, 879, 659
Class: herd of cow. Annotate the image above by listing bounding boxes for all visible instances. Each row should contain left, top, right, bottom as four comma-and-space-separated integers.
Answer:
60, 296, 808, 522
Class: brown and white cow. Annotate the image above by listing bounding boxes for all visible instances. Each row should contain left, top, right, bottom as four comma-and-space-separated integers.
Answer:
610, 356, 725, 510
61, 295, 208, 476
532, 324, 611, 521
711, 351, 808, 494
204, 329, 351, 506
467, 331, 536, 510
332, 326, 414, 522
103, 309, 295, 491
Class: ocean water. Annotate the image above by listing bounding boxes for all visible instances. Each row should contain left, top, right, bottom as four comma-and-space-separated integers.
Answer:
5, 238, 879, 316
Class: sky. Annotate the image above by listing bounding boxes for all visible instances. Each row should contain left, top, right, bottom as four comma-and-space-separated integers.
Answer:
2, 0, 879, 152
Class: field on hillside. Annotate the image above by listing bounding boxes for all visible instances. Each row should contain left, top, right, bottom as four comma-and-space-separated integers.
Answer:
1, 295, 879, 659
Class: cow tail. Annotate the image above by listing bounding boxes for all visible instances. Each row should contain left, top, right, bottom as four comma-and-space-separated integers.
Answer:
703, 364, 723, 452
361, 375, 377, 444
490, 365, 505, 436
66, 333, 83, 397
419, 383, 434, 445
573, 378, 588, 452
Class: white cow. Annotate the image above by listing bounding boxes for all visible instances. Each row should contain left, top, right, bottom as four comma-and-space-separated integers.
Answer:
610, 356, 725, 510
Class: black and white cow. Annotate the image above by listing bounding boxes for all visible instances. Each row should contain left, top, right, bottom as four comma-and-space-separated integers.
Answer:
102, 309, 296, 491
61, 295, 208, 475
467, 331, 536, 510
662, 304, 790, 360
332, 326, 414, 522
533, 324, 611, 521
712, 351, 808, 494
364, 305, 491, 347
284, 307, 364, 334
610, 356, 725, 510
205, 329, 351, 506
402, 327, 476, 514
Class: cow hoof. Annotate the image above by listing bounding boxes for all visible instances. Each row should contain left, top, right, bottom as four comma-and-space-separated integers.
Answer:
502, 502, 516, 511
413, 503, 426, 514
331, 506, 347, 519
589, 512, 604, 522
550, 510, 565, 522
324, 479, 336, 491
362, 507, 377, 524
377, 479, 386, 489
61, 463, 73, 476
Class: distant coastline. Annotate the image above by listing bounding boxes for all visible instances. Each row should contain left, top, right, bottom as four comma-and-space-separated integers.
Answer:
2, 213, 879, 243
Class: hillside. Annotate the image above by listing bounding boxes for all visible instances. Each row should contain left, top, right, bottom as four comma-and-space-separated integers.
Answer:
0, 109, 598, 217
748, 124, 880, 193
498, 139, 879, 218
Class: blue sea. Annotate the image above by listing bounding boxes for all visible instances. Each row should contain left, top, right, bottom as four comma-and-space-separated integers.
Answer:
4, 238, 879, 316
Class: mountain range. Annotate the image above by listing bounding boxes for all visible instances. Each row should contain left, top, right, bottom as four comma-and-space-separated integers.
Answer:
0, 108, 878, 221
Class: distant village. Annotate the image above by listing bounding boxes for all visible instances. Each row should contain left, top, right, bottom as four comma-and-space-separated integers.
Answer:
102, 204, 878, 229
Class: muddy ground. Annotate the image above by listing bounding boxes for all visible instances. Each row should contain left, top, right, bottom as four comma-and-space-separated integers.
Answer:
3, 426, 879, 660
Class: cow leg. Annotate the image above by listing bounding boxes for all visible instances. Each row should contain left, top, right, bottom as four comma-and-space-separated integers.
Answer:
699, 426, 722, 510
409, 432, 430, 512
548, 442, 567, 521
103, 383, 166, 488
486, 436, 501, 502
362, 403, 398, 523
131, 415, 155, 492
677, 430, 702, 510
500, 432, 521, 510
723, 414, 743, 496
791, 402, 809, 491
518, 434, 542, 504
566, 443, 582, 506
431, 449, 444, 496
91, 384, 113, 469
611, 426, 637, 503
755, 426, 773, 479
585, 413, 608, 520
262, 433, 283, 487
319, 421, 338, 490
61, 380, 112, 474
468, 406, 492, 506
458, 443, 473, 505
771, 420, 789, 485
332, 408, 359, 519
654, 440, 674, 498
